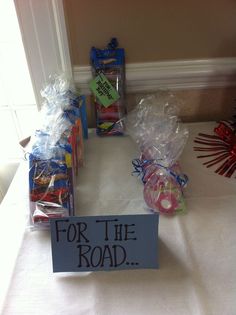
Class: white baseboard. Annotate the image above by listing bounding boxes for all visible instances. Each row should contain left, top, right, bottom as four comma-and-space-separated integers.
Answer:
73, 57, 236, 95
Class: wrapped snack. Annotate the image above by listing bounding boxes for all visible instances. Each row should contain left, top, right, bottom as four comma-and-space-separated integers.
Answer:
28, 74, 87, 229
90, 38, 126, 136
143, 162, 188, 215
126, 91, 189, 215
29, 155, 71, 225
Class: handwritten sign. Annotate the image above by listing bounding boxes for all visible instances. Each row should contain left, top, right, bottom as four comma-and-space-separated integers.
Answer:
89, 73, 120, 107
50, 214, 159, 272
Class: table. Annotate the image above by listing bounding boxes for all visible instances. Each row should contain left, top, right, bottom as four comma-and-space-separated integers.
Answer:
1, 122, 236, 315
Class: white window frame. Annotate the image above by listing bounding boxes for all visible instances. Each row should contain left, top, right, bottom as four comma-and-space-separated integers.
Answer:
14, 0, 72, 109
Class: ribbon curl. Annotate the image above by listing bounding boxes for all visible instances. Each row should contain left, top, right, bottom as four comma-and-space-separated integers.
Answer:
132, 158, 188, 187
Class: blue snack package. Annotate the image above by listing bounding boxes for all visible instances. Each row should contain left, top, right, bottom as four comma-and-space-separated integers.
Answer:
90, 38, 126, 136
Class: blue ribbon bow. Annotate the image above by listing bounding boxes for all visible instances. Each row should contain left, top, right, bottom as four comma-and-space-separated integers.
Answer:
132, 158, 188, 187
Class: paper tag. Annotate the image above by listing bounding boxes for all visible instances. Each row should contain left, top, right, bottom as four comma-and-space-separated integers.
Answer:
50, 214, 159, 272
89, 73, 120, 107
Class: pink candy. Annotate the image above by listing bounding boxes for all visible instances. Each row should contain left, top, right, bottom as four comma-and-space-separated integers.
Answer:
143, 166, 183, 215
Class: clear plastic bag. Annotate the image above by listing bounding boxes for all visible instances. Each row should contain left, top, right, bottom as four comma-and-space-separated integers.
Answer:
143, 162, 188, 215
29, 155, 72, 228
126, 90, 189, 215
28, 74, 86, 229
90, 38, 126, 136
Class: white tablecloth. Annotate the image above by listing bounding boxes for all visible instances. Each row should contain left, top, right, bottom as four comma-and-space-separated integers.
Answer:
1, 122, 236, 315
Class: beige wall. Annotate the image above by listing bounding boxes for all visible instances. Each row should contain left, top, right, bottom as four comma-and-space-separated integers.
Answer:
63, 0, 236, 66
85, 87, 236, 127
64, 0, 236, 124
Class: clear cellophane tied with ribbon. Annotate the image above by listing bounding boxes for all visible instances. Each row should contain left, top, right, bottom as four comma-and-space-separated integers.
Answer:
28, 74, 86, 229
126, 91, 189, 215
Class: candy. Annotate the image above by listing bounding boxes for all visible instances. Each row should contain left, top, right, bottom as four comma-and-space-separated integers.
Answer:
127, 91, 188, 215
143, 166, 183, 215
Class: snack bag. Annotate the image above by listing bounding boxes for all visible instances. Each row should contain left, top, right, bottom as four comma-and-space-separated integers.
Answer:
29, 155, 71, 227
28, 74, 87, 228
126, 91, 189, 215
90, 38, 126, 136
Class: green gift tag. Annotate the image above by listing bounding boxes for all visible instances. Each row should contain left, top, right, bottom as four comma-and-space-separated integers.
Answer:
89, 73, 120, 107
